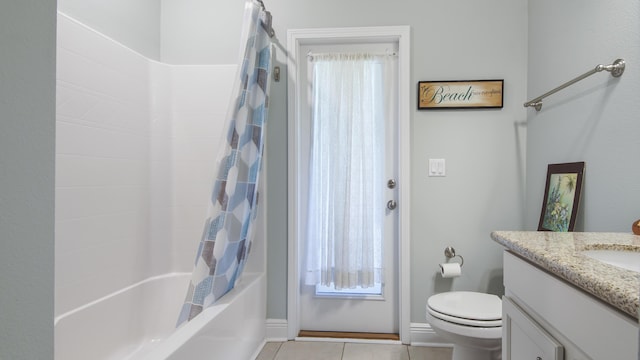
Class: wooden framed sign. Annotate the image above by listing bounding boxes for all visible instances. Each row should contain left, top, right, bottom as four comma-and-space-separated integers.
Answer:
418, 79, 503, 109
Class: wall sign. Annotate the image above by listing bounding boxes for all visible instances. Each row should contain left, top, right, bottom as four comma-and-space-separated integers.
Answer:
418, 79, 503, 109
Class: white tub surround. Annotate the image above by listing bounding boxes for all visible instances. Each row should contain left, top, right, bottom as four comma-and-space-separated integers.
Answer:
56, 15, 235, 314
55, 11, 266, 360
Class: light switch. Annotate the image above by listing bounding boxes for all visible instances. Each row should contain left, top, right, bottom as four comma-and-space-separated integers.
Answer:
428, 158, 446, 177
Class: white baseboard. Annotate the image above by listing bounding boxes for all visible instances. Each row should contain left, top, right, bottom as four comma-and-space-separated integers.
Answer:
410, 322, 452, 347
250, 339, 268, 360
265, 318, 289, 342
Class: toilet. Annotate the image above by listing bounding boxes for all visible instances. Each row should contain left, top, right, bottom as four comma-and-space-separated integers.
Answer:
426, 291, 502, 360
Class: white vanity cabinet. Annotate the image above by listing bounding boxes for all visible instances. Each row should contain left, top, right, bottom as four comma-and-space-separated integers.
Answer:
502, 251, 639, 360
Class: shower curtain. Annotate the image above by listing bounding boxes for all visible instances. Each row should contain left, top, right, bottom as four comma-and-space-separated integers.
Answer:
177, 0, 273, 326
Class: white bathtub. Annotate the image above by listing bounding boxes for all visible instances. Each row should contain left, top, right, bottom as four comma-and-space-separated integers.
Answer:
54, 272, 266, 360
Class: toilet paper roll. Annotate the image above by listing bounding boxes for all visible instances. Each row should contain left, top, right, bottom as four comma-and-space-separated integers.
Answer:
439, 263, 461, 278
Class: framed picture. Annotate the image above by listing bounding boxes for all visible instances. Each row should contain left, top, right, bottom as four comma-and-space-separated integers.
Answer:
538, 162, 585, 232
417, 79, 503, 109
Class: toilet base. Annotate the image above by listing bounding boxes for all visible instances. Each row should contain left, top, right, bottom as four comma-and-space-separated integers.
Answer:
453, 345, 501, 360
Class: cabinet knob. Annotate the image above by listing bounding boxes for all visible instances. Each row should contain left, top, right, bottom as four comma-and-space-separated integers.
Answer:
536, 357, 542, 360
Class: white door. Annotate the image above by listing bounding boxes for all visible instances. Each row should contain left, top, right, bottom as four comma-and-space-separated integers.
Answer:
296, 41, 399, 334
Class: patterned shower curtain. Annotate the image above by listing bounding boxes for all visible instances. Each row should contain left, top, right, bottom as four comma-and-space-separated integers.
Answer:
177, 0, 273, 326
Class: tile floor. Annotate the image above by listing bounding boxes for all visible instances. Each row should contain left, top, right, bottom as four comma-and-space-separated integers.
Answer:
256, 341, 453, 360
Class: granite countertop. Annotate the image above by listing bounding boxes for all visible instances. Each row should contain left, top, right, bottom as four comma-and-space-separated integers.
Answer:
491, 231, 640, 319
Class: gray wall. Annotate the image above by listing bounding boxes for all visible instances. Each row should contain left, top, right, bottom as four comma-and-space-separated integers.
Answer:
58, 0, 161, 59
161, 0, 244, 64
267, 0, 528, 323
159, 0, 528, 322
0, 1, 56, 359
525, 0, 640, 232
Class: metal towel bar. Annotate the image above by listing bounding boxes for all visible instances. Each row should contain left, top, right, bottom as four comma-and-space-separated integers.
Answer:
524, 59, 625, 111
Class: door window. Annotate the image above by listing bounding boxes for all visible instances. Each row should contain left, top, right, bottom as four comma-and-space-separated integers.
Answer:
304, 53, 392, 298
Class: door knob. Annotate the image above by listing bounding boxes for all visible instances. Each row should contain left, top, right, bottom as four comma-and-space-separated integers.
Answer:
387, 200, 397, 210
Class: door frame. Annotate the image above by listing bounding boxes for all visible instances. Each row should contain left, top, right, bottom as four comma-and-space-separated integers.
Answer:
286, 26, 411, 343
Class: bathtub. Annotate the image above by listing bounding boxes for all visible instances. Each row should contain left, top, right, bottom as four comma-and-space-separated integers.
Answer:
54, 272, 266, 360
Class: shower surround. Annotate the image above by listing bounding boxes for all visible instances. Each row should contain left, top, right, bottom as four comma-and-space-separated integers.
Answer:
54, 12, 266, 359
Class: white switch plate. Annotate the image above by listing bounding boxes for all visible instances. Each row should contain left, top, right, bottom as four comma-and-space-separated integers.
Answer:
428, 158, 446, 177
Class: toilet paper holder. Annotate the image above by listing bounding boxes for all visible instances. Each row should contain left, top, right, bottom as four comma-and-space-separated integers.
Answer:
444, 247, 464, 267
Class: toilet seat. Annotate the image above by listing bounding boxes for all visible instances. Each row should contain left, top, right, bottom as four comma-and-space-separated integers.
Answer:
427, 291, 502, 327
428, 307, 501, 327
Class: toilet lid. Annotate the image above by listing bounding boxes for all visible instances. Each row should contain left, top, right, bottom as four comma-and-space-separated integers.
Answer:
427, 291, 502, 322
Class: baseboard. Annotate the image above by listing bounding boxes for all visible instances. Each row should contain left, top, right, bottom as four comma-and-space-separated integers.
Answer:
410, 322, 453, 347
249, 339, 268, 360
265, 318, 289, 341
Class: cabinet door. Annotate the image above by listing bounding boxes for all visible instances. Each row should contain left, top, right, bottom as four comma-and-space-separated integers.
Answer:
503, 296, 564, 360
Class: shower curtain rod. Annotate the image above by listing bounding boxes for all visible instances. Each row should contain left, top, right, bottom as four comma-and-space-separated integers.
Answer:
307, 50, 398, 61
523, 58, 625, 111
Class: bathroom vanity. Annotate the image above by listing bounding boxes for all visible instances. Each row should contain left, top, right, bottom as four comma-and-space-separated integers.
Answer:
492, 231, 640, 360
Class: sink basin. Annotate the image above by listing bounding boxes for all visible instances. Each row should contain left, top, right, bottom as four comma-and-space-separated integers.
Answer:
581, 249, 640, 272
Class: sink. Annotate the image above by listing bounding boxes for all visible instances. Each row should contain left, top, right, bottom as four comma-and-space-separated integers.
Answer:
581, 249, 640, 273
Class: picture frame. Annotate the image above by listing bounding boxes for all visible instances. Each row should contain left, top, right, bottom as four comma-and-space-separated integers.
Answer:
417, 79, 503, 109
538, 162, 585, 232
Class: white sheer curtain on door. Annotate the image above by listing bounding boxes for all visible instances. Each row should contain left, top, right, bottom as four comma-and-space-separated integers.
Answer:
305, 53, 392, 290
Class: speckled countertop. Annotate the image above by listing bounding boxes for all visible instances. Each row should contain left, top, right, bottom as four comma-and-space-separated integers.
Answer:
491, 231, 640, 319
